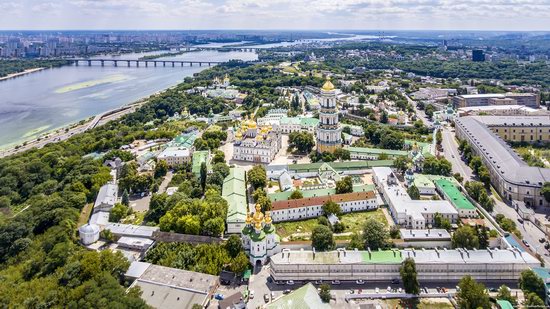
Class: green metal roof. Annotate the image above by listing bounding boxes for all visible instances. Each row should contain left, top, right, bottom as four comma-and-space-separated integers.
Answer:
496, 300, 514, 309
413, 174, 436, 189
191, 150, 210, 175
345, 146, 408, 156
300, 118, 320, 127
223, 167, 248, 223
267, 283, 330, 309
287, 160, 394, 173
172, 132, 197, 148
269, 184, 375, 202
361, 250, 402, 264
434, 179, 476, 210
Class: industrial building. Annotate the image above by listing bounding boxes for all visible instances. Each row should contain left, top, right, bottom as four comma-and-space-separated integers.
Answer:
452, 93, 540, 109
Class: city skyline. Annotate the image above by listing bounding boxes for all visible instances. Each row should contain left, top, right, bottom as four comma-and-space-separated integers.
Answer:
1, 0, 550, 31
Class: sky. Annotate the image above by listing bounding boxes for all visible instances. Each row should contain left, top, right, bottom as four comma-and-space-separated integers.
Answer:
1, 0, 550, 31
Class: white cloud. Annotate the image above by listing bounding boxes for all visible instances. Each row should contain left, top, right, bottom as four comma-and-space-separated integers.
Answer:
1, 0, 550, 30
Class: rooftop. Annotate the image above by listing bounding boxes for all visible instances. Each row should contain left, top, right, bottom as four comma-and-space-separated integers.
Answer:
268, 184, 374, 202
373, 167, 458, 219
281, 160, 394, 173
271, 248, 539, 266
455, 116, 550, 187
266, 283, 330, 309
191, 150, 210, 175
271, 190, 376, 211
222, 167, 248, 223
128, 262, 218, 309
434, 179, 476, 210
345, 146, 408, 156
105, 223, 159, 238
399, 229, 451, 240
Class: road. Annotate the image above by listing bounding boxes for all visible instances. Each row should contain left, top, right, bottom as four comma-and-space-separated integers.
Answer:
404, 93, 432, 126
247, 265, 523, 308
440, 126, 550, 265
440, 127, 473, 180
0, 103, 141, 158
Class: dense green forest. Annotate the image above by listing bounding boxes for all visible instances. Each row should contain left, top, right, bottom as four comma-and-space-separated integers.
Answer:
0, 60, 71, 78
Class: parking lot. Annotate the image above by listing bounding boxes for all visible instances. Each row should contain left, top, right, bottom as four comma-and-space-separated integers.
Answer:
247, 265, 522, 308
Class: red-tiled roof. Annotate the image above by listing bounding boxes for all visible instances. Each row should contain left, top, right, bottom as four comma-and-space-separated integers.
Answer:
272, 191, 376, 211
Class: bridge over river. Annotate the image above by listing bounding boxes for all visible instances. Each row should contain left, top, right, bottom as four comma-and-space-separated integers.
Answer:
72, 58, 224, 67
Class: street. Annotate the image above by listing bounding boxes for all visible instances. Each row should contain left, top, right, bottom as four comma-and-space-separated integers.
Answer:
247, 265, 523, 308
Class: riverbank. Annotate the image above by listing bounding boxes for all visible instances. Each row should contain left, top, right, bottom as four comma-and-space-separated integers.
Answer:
0, 67, 45, 82
0, 88, 168, 157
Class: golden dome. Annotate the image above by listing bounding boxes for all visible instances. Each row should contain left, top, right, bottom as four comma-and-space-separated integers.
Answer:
248, 120, 257, 129
235, 130, 243, 140
253, 204, 264, 223
245, 212, 252, 225
322, 78, 335, 91
254, 221, 262, 230
265, 211, 272, 225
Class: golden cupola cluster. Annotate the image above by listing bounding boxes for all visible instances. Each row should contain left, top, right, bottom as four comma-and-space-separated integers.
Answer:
246, 203, 272, 232
234, 115, 272, 142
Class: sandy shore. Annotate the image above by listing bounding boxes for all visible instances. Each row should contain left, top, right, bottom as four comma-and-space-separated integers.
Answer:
0, 67, 45, 82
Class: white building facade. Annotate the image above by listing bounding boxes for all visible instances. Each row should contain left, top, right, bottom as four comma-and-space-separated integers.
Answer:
271, 191, 377, 222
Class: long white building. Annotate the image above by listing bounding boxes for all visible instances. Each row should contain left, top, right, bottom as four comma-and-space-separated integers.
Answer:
372, 167, 458, 229
269, 248, 540, 282
271, 191, 378, 222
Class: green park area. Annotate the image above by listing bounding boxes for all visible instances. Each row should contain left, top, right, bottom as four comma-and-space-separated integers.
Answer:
274, 209, 387, 241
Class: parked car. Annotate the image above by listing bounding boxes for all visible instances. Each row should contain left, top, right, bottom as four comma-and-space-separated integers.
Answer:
283, 289, 291, 295
522, 239, 531, 247
264, 294, 270, 303
387, 286, 391, 292
424, 287, 429, 293
356, 279, 365, 285
398, 288, 402, 293
518, 218, 524, 224
249, 290, 255, 299
214, 294, 224, 300
391, 279, 400, 284
331, 280, 341, 285
375, 287, 380, 294
314, 280, 323, 285
271, 292, 275, 300
286, 280, 295, 285
540, 238, 546, 243
348, 289, 354, 294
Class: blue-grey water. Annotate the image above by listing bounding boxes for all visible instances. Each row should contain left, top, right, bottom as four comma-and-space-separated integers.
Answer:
0, 50, 257, 148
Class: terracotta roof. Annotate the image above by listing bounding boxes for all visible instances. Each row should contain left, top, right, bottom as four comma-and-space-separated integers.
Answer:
272, 191, 376, 211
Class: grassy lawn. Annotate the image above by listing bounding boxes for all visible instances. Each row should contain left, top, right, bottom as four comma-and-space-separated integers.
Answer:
490, 185, 503, 202
274, 209, 387, 241
121, 211, 145, 225
77, 203, 94, 227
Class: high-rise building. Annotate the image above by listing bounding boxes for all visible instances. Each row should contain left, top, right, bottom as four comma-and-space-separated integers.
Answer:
472, 49, 485, 62
316, 79, 342, 153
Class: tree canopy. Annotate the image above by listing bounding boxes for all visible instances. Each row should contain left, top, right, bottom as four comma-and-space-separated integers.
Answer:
311, 225, 335, 251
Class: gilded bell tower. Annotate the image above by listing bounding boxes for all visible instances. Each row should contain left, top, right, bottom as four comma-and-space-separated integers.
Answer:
316, 78, 342, 153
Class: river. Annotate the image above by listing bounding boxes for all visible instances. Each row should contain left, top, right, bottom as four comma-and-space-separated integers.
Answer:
0, 34, 374, 149
0, 49, 257, 148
